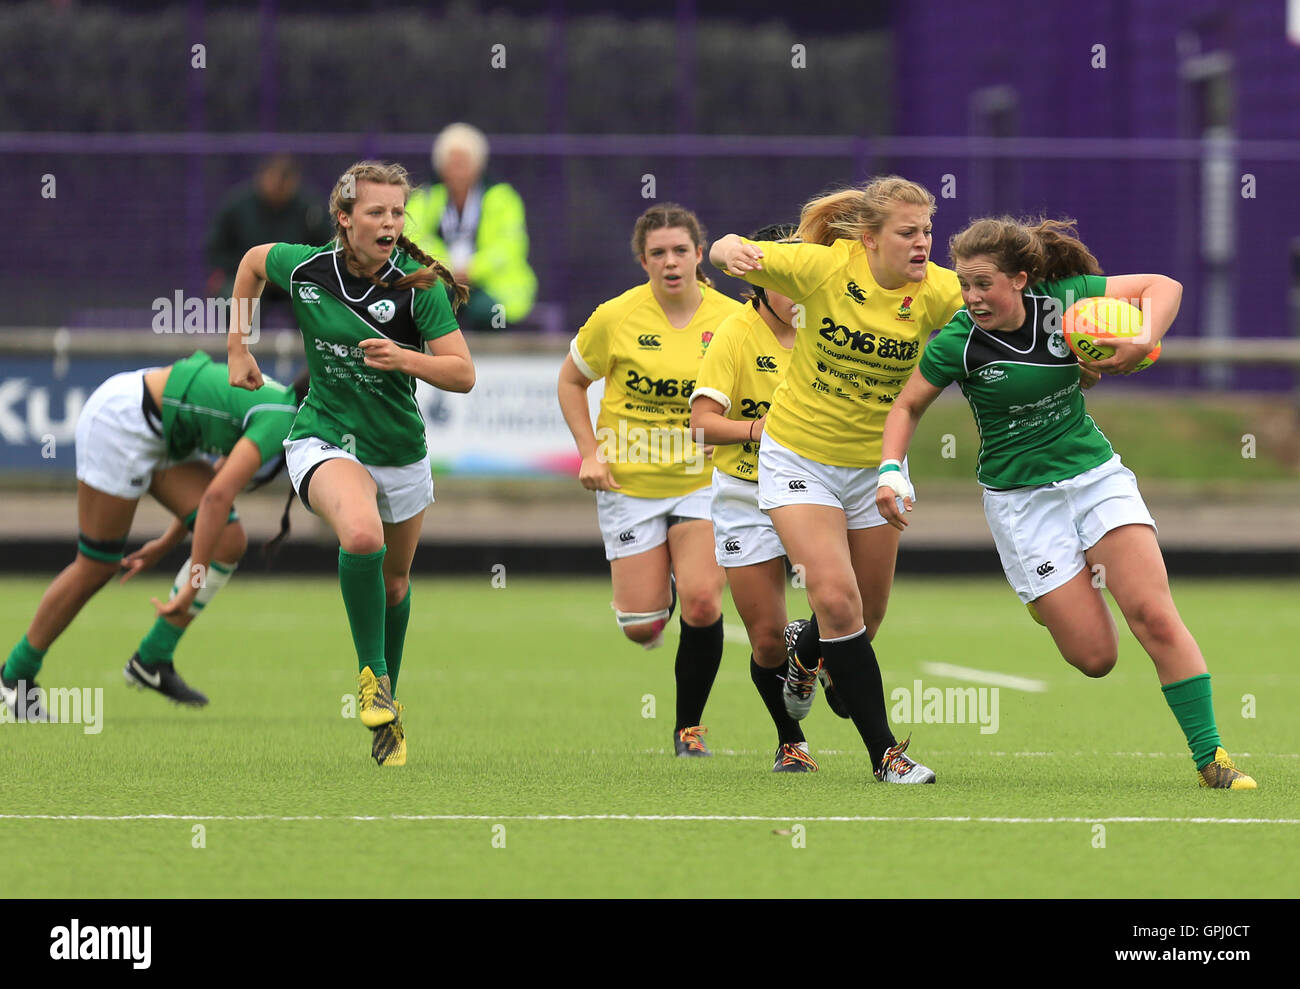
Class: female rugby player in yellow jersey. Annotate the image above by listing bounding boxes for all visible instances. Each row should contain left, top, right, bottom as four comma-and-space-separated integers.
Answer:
558, 204, 742, 757
690, 223, 815, 772
710, 177, 962, 783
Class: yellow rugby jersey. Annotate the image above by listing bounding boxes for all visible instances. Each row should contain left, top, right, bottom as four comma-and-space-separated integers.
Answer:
570, 281, 742, 497
692, 304, 792, 482
738, 238, 962, 467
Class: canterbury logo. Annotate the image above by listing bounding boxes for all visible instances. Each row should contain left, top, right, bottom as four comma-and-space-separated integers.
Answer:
1035, 561, 1055, 577
618, 530, 636, 543
637, 334, 661, 348
367, 299, 396, 323
788, 480, 807, 491
723, 539, 741, 553
755, 355, 777, 371
845, 281, 867, 304
297, 285, 321, 303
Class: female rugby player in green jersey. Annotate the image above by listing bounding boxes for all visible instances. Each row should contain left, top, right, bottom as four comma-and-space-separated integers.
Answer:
2, 352, 303, 718
558, 204, 742, 757
711, 177, 962, 783
690, 223, 816, 772
227, 160, 475, 768
877, 216, 1255, 789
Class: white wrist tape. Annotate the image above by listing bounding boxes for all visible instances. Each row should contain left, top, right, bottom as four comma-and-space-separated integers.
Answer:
876, 459, 915, 502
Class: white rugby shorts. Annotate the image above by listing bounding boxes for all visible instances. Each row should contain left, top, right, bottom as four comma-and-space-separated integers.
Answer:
285, 436, 434, 525
711, 469, 787, 567
758, 431, 909, 530
595, 486, 712, 561
983, 454, 1156, 603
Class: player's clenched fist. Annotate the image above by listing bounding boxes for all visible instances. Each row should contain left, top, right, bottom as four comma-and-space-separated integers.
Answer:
228, 350, 264, 391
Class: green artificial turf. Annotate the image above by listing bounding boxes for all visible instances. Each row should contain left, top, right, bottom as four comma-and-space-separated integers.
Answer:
1, 576, 1295, 898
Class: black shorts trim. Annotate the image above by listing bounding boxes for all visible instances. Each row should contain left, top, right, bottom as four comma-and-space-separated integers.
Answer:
297, 460, 329, 513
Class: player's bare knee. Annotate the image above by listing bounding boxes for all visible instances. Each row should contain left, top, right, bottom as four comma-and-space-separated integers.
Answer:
218, 521, 248, 563
622, 622, 660, 645
679, 596, 720, 627
73, 555, 118, 592
808, 586, 859, 633
338, 527, 384, 556
384, 576, 410, 606
753, 631, 786, 669
1070, 647, 1117, 678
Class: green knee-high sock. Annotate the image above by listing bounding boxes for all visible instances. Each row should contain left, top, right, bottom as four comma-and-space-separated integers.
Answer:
137, 618, 185, 666
338, 547, 387, 677
1161, 673, 1222, 769
384, 586, 412, 696
4, 635, 47, 681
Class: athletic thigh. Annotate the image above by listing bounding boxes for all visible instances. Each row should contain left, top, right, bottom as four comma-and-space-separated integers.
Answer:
726, 558, 789, 666
381, 511, 426, 578
610, 543, 673, 614
846, 522, 901, 638
1085, 523, 1177, 628
768, 503, 861, 636
1030, 566, 1118, 674
77, 480, 140, 544
147, 459, 215, 519
667, 519, 725, 623
308, 458, 383, 552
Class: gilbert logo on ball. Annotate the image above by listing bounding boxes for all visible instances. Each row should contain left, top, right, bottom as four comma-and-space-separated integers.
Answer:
1062, 297, 1161, 371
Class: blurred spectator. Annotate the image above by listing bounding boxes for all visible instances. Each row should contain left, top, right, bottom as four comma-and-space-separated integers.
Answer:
205, 154, 330, 323
405, 123, 538, 331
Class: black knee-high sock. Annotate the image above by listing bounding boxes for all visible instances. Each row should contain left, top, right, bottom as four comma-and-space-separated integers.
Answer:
750, 655, 805, 746
796, 613, 821, 668
819, 628, 896, 766
674, 615, 724, 732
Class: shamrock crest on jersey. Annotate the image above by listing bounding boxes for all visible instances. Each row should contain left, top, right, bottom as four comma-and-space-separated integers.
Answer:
368, 299, 396, 323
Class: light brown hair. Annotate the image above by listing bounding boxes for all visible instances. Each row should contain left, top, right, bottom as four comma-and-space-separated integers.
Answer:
795, 175, 936, 247
329, 161, 469, 308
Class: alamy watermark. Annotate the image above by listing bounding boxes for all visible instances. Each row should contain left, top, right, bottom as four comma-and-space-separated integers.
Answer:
2, 684, 103, 734
595, 423, 706, 474
890, 679, 999, 734
152, 292, 260, 343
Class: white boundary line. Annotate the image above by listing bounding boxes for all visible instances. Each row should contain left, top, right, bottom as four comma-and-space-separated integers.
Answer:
0, 813, 1294, 824
920, 661, 1048, 693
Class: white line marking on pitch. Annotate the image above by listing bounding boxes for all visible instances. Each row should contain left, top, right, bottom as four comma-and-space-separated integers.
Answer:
920, 661, 1048, 693
0, 813, 1294, 825
723, 623, 750, 646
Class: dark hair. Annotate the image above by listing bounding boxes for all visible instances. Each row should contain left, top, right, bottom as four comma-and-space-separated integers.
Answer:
743, 222, 798, 312
949, 216, 1103, 283
258, 368, 312, 566
631, 203, 712, 287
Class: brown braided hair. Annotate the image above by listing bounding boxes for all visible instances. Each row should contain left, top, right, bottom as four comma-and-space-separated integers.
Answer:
329, 161, 469, 309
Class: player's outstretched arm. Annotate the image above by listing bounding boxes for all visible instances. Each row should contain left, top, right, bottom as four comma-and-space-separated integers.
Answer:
228, 244, 274, 389
709, 234, 764, 276
876, 371, 945, 529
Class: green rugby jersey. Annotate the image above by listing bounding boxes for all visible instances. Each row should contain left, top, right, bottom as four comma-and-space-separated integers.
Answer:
917, 275, 1114, 489
161, 351, 299, 464
265, 242, 460, 466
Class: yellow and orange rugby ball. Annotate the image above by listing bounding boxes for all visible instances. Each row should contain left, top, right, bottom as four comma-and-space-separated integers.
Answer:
1062, 296, 1161, 372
